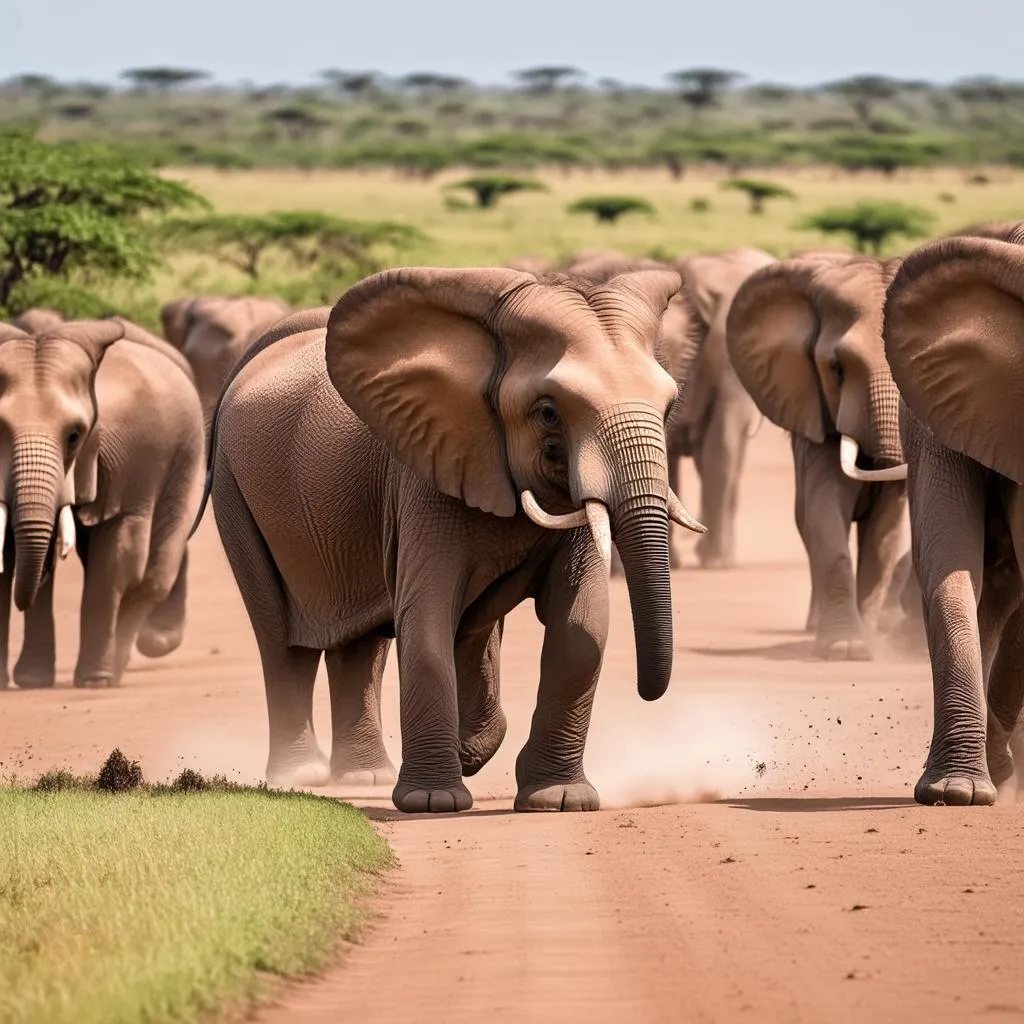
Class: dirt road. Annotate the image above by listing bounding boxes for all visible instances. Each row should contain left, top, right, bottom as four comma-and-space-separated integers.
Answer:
4, 424, 1024, 1022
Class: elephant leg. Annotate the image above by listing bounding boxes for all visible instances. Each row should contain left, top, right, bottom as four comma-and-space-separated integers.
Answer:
74, 516, 151, 689
456, 619, 507, 776
792, 436, 818, 633
911, 434, 993, 806
136, 549, 188, 659
855, 483, 908, 635
325, 632, 396, 786
0, 535, 12, 687
983, 599, 1024, 797
515, 531, 607, 812
13, 569, 56, 689
214, 465, 328, 787
695, 394, 750, 569
793, 436, 865, 659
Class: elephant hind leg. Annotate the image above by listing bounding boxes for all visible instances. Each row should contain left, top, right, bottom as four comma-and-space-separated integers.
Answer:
137, 549, 188, 659
456, 620, 507, 777
325, 633, 396, 786
213, 464, 328, 788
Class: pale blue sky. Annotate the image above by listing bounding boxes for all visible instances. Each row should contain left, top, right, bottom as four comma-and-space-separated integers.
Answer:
3, 0, 1021, 87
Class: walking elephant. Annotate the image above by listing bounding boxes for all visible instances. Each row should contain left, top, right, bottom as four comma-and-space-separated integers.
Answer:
0, 318, 204, 689
727, 253, 909, 659
884, 224, 1024, 805
201, 267, 704, 813
161, 295, 290, 429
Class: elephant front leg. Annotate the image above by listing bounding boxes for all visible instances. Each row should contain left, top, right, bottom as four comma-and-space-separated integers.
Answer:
325, 633, 396, 786
392, 606, 471, 814
456, 620, 507, 776
136, 549, 188, 659
0, 546, 11, 688
515, 535, 607, 812
793, 437, 866, 659
855, 482, 908, 635
13, 569, 56, 689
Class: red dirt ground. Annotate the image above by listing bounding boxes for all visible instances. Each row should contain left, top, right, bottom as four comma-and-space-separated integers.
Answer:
4, 423, 1024, 1023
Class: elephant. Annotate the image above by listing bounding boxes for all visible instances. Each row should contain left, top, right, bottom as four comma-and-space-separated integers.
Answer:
12, 308, 65, 334
727, 253, 910, 659
565, 249, 774, 568
884, 223, 1024, 805
0, 318, 204, 689
505, 256, 555, 275
161, 295, 290, 430
199, 266, 704, 814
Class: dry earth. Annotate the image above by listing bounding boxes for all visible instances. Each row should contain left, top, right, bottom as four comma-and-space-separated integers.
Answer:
4, 423, 1024, 1022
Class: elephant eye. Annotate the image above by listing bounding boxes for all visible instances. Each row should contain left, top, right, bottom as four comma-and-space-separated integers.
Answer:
830, 358, 844, 384
536, 401, 561, 429
66, 428, 82, 452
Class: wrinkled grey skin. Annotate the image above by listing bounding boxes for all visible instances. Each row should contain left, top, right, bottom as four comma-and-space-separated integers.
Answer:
201, 266, 687, 814
161, 295, 290, 431
727, 253, 910, 659
12, 309, 65, 334
0, 319, 204, 689
565, 249, 773, 569
885, 224, 1024, 805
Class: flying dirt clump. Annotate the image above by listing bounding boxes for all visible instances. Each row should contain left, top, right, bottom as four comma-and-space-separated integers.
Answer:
96, 749, 145, 793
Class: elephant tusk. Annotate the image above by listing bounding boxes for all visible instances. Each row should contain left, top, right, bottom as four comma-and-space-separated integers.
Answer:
839, 435, 908, 483
56, 506, 76, 561
668, 490, 707, 534
585, 501, 612, 576
0, 502, 6, 574
520, 490, 588, 530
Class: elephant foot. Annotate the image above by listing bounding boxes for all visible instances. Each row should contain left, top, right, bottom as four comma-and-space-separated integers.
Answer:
136, 625, 184, 659
915, 769, 996, 807
459, 705, 507, 777
73, 671, 120, 689
333, 765, 398, 787
813, 636, 872, 661
697, 554, 734, 571
392, 778, 473, 813
14, 653, 56, 689
514, 780, 600, 812
267, 752, 331, 789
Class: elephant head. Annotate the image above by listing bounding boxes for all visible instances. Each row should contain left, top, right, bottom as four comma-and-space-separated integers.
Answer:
12, 308, 65, 334
324, 267, 703, 701
0, 320, 123, 610
726, 253, 907, 482
884, 228, 1024, 483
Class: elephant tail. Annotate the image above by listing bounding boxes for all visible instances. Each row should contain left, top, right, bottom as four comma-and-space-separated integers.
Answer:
189, 306, 333, 539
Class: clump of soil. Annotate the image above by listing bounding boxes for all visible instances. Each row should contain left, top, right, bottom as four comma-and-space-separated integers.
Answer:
171, 768, 208, 792
96, 749, 144, 793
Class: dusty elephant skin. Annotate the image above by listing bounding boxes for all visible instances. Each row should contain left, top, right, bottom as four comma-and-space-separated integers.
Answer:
885, 222, 1024, 806
727, 253, 910, 660
161, 295, 290, 433
203, 266, 703, 814
0, 318, 205, 690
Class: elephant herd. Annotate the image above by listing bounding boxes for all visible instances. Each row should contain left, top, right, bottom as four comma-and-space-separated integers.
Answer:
2, 219, 1023, 812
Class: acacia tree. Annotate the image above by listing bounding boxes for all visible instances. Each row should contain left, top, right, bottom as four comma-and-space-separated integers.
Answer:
666, 68, 745, 118
512, 66, 585, 94
568, 195, 655, 223
446, 176, 547, 208
722, 178, 796, 214
800, 201, 934, 254
0, 131, 204, 313
158, 211, 424, 279
823, 75, 901, 129
119, 67, 210, 92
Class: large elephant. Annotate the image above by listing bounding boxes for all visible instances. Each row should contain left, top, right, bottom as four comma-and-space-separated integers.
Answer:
884, 224, 1024, 805
727, 253, 909, 658
0, 318, 204, 689
201, 267, 703, 814
161, 295, 290, 429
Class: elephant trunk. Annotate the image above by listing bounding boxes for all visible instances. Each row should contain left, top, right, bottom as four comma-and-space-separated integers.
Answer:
839, 372, 907, 483
9, 433, 64, 611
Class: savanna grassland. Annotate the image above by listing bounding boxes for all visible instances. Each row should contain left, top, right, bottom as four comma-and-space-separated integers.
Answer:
146, 164, 1022, 308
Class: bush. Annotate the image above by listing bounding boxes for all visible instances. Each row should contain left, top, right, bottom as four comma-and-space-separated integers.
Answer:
446, 175, 548, 208
721, 178, 795, 214
96, 749, 144, 794
799, 200, 935, 254
34, 769, 85, 793
567, 195, 655, 223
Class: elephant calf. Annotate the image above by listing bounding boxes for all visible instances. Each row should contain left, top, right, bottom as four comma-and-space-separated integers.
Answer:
727, 253, 910, 659
0, 318, 204, 689
885, 225, 1024, 805
200, 267, 704, 814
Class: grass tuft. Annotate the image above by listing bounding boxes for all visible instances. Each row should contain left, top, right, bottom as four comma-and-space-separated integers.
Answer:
1, 757, 393, 1024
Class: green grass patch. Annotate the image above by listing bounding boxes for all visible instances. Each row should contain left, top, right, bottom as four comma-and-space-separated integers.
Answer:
0, 758, 392, 1024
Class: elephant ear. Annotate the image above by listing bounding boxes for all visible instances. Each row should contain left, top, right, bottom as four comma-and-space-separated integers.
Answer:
40, 319, 125, 366
160, 298, 195, 348
726, 260, 827, 442
325, 267, 535, 517
73, 428, 102, 510
884, 235, 1024, 483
